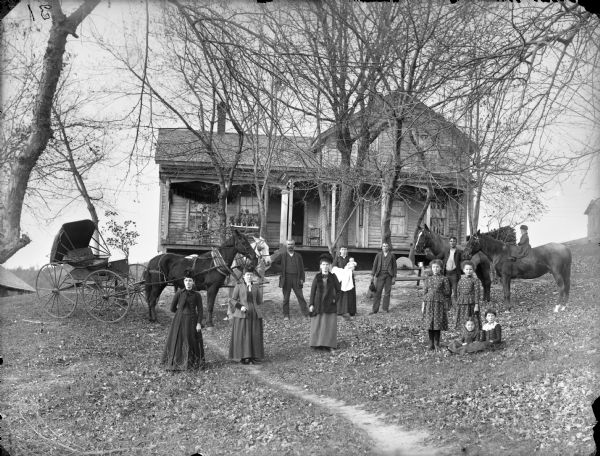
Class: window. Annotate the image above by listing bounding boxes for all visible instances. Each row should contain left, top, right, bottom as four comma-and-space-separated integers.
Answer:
188, 202, 210, 232
390, 200, 407, 236
232, 194, 259, 227
430, 201, 447, 236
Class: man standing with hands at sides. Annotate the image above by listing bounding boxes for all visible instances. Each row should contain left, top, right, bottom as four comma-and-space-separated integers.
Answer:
440, 236, 462, 306
272, 239, 309, 321
370, 242, 397, 314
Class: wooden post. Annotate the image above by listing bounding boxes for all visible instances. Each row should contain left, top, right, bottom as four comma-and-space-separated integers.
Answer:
279, 187, 289, 244
287, 182, 294, 241
331, 184, 336, 245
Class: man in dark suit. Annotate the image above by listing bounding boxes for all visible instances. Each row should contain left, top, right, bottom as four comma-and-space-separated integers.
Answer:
370, 242, 397, 314
272, 239, 308, 320
440, 236, 462, 304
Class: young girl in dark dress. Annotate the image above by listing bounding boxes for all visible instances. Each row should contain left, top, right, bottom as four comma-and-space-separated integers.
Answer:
161, 271, 205, 371
455, 260, 482, 330
228, 269, 264, 365
448, 319, 480, 354
422, 259, 451, 351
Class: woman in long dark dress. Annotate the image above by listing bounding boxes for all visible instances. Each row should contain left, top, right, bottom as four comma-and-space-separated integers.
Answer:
161, 272, 205, 371
309, 253, 341, 352
421, 259, 451, 351
229, 270, 264, 365
332, 247, 357, 317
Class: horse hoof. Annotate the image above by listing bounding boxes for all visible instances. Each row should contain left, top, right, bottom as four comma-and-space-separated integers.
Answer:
553, 305, 560, 313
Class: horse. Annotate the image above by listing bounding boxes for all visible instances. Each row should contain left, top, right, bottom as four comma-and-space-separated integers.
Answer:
144, 229, 258, 325
463, 230, 572, 312
415, 224, 493, 303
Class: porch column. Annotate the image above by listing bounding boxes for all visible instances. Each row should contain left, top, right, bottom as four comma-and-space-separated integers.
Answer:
287, 182, 294, 241
330, 184, 336, 245
279, 187, 289, 244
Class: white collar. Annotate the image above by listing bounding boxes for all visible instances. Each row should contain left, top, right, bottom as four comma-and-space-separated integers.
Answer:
482, 321, 498, 331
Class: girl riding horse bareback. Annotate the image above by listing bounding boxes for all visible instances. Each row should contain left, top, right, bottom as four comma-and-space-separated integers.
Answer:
414, 224, 492, 304
463, 229, 571, 312
144, 229, 258, 326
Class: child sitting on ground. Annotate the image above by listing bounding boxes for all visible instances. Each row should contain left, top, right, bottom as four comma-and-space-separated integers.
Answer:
479, 309, 502, 346
448, 319, 480, 354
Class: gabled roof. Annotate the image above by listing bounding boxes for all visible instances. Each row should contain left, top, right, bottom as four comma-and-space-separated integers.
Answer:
155, 129, 315, 170
315, 92, 476, 152
0, 266, 35, 293
584, 198, 600, 215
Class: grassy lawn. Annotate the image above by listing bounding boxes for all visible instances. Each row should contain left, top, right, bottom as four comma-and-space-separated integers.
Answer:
1, 244, 598, 455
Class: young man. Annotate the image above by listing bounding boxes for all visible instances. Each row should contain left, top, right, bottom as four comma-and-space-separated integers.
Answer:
509, 225, 531, 260
272, 239, 309, 320
370, 242, 397, 314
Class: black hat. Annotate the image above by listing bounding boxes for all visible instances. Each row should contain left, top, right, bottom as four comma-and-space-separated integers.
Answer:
319, 253, 333, 264
183, 269, 195, 279
520, 225, 528, 230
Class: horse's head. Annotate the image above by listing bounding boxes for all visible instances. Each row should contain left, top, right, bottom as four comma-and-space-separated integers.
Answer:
414, 224, 432, 254
252, 236, 271, 267
232, 229, 258, 267
463, 230, 481, 259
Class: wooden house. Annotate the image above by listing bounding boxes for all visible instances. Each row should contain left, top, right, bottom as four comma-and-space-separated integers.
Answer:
154, 97, 474, 265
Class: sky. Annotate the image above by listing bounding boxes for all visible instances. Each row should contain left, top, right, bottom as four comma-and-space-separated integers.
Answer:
2, 0, 599, 269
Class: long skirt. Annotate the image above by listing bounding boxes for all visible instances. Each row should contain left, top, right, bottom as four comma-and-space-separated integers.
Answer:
161, 311, 204, 371
337, 289, 357, 316
310, 312, 337, 348
229, 314, 264, 361
455, 303, 481, 330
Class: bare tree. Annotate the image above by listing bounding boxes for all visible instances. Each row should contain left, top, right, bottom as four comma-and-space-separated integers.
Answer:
0, 0, 101, 264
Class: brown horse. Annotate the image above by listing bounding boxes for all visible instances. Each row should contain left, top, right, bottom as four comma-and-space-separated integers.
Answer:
144, 229, 257, 325
463, 230, 571, 312
414, 224, 492, 303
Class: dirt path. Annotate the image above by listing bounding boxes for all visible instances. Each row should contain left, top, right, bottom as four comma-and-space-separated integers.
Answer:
204, 335, 449, 456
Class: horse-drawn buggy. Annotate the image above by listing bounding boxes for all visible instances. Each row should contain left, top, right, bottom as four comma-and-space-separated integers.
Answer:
35, 219, 147, 322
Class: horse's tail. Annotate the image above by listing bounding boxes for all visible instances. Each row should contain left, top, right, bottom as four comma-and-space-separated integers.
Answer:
144, 254, 165, 301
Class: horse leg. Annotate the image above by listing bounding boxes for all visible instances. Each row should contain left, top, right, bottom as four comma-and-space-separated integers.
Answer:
502, 276, 512, 312
551, 269, 567, 313
205, 286, 217, 327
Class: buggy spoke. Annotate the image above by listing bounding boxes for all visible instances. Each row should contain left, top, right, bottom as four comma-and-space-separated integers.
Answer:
36, 264, 78, 319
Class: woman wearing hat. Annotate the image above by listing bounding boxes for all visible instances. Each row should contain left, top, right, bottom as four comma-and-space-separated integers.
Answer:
308, 253, 341, 352
161, 270, 205, 371
510, 225, 531, 260
228, 268, 264, 365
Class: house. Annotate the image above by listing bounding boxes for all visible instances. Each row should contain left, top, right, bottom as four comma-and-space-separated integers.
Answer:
0, 265, 35, 297
154, 96, 474, 266
584, 198, 600, 242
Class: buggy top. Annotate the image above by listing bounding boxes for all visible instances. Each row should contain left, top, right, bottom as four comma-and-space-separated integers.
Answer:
49, 219, 110, 265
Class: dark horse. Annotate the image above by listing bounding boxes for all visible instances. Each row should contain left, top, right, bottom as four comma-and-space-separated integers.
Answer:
463, 230, 572, 312
144, 229, 258, 325
414, 224, 493, 303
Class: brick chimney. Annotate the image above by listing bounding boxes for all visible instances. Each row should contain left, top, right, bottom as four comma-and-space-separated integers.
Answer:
217, 102, 226, 134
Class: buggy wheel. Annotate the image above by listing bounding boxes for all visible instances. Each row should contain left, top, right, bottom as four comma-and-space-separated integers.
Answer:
83, 269, 130, 322
36, 263, 78, 318
127, 263, 147, 309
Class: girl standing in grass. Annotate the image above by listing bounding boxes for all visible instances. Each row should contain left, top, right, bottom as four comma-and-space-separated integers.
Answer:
454, 260, 482, 331
309, 253, 341, 352
421, 259, 451, 351
161, 270, 205, 371
228, 268, 264, 365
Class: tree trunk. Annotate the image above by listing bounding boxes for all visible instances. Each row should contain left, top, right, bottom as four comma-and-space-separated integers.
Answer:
217, 187, 228, 243
380, 116, 404, 249
0, 0, 101, 264
335, 183, 353, 249
317, 183, 333, 255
